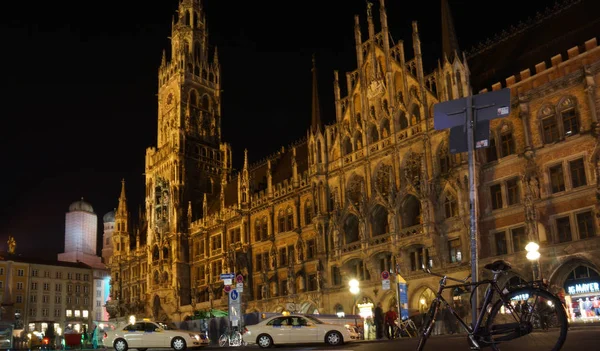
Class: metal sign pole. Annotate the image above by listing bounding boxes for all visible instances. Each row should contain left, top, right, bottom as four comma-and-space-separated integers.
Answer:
465, 91, 479, 326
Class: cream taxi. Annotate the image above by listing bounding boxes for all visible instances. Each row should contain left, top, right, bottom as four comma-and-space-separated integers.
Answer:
103, 320, 208, 351
243, 314, 351, 348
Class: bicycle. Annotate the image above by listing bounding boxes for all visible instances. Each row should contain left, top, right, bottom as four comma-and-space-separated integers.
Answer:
218, 327, 245, 347
416, 259, 568, 351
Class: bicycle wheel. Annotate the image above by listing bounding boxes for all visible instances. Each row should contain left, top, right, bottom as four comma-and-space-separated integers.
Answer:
486, 287, 568, 351
416, 299, 439, 351
218, 333, 229, 347
230, 332, 242, 346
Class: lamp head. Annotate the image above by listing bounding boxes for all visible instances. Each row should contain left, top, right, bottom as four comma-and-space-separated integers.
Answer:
525, 242, 539, 253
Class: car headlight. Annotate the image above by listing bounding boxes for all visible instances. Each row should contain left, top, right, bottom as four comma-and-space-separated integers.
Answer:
189, 333, 200, 341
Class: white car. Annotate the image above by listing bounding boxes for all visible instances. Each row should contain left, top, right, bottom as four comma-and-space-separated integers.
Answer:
243, 314, 351, 348
103, 320, 208, 351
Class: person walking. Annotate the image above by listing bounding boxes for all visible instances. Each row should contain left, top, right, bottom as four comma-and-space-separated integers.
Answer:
374, 302, 384, 340
384, 306, 398, 339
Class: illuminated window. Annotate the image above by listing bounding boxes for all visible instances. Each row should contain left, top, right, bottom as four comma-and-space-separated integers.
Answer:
74, 310, 81, 317
66, 310, 73, 317
83, 310, 89, 318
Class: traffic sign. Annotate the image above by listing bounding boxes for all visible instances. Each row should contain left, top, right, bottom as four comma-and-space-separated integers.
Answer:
220, 273, 235, 280
224, 285, 232, 293
381, 270, 390, 280
230, 289, 239, 301
236, 282, 244, 292
382, 279, 391, 290
236, 274, 244, 284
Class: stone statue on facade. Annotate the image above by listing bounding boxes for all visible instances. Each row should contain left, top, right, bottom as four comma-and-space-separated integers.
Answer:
296, 239, 304, 262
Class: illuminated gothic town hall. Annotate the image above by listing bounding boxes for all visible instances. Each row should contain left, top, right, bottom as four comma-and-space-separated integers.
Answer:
105, 0, 600, 324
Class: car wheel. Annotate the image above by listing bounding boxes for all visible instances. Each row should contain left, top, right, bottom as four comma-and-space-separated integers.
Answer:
256, 334, 273, 348
171, 337, 186, 351
325, 331, 343, 346
114, 339, 128, 351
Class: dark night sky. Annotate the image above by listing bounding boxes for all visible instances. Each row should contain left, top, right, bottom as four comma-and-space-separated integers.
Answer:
1, 0, 559, 260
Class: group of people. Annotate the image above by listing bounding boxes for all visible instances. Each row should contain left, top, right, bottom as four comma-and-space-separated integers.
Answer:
373, 303, 399, 340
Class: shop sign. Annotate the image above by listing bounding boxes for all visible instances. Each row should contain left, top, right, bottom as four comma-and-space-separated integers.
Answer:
566, 282, 600, 295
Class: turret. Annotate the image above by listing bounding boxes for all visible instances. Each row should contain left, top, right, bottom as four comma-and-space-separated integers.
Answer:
239, 149, 250, 206
267, 160, 273, 199
333, 71, 342, 123
354, 15, 364, 70
311, 54, 322, 134
114, 179, 130, 255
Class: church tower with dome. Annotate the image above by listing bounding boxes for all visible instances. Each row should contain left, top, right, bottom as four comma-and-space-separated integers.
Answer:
58, 198, 104, 268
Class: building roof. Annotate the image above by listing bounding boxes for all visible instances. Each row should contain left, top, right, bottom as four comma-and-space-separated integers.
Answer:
69, 197, 94, 213
465, 0, 599, 91
0, 251, 94, 269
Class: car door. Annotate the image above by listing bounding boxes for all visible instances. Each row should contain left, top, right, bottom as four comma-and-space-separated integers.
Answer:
142, 322, 165, 348
266, 317, 291, 344
123, 322, 145, 348
289, 316, 319, 343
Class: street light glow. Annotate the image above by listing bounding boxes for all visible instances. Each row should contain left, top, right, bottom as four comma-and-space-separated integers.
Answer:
526, 250, 541, 260
525, 242, 539, 253
349, 279, 360, 295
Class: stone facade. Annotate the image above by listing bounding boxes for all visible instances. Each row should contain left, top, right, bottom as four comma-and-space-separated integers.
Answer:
105, 0, 600, 322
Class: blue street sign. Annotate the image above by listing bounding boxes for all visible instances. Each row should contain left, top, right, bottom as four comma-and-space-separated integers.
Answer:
220, 273, 235, 280
230, 289, 239, 301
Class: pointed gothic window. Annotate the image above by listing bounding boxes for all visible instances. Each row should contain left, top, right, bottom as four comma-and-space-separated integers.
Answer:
446, 73, 453, 100
278, 210, 286, 233
455, 71, 463, 98
304, 201, 312, 226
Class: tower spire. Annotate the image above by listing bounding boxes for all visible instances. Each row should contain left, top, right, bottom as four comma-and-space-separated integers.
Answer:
117, 179, 127, 215
311, 54, 322, 134
441, 0, 460, 61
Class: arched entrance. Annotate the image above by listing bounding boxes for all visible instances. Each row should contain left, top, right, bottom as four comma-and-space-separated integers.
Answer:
416, 287, 436, 313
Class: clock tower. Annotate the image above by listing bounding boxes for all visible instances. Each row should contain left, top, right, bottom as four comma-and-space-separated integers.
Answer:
145, 0, 231, 318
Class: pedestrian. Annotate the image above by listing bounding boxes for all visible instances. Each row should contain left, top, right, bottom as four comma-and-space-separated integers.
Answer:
374, 302, 384, 340
384, 306, 398, 339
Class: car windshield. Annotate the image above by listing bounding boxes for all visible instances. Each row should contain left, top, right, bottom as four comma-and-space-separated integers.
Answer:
304, 315, 324, 324
157, 322, 178, 330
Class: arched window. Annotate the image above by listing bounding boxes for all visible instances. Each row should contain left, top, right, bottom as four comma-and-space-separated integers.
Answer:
152, 246, 160, 261
189, 90, 199, 107
254, 219, 262, 242
439, 145, 452, 174
193, 41, 201, 61
539, 104, 558, 144
499, 124, 515, 157
558, 96, 579, 137
278, 210, 286, 233
304, 201, 312, 226
286, 207, 294, 231
201, 95, 210, 110
185, 11, 191, 26
443, 192, 458, 218
343, 137, 353, 156
368, 124, 379, 144
162, 247, 169, 260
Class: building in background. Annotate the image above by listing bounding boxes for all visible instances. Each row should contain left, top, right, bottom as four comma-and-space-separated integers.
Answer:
58, 199, 103, 269
105, 0, 599, 322
0, 255, 96, 334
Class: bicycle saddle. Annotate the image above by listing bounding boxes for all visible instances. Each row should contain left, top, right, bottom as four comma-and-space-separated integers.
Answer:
484, 260, 512, 272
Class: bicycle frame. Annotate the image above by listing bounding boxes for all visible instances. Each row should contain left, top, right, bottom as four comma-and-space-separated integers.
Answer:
426, 270, 523, 343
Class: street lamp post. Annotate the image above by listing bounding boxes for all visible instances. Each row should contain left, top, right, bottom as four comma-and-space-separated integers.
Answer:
348, 279, 360, 335
525, 242, 541, 281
